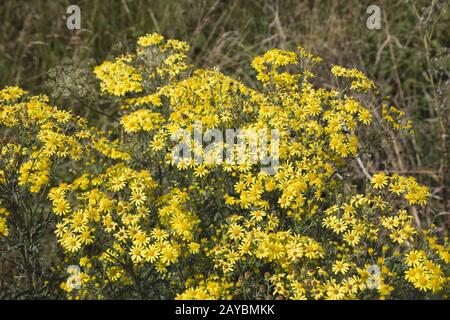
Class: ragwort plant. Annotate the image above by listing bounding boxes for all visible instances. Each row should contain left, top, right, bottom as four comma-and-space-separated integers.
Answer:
0, 33, 448, 299
0, 87, 128, 298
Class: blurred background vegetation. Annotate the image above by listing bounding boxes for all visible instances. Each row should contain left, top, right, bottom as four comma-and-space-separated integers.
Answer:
0, 0, 449, 227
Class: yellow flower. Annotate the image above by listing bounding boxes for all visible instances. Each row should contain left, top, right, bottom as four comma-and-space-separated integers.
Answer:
326, 281, 346, 300
228, 224, 244, 241
143, 245, 160, 263
405, 250, 424, 267
188, 242, 201, 254
130, 245, 145, 264
358, 109, 372, 125
63, 235, 82, 253
160, 246, 179, 265
343, 230, 361, 246
53, 199, 71, 216
194, 165, 209, 178
0, 216, 9, 236
332, 260, 350, 275
137, 33, 164, 47
371, 173, 388, 189
130, 189, 147, 206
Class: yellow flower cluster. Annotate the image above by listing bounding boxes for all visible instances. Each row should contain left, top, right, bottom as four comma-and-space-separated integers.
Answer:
95, 34, 190, 100
252, 49, 298, 85
176, 276, 235, 300
0, 208, 10, 236
94, 55, 143, 96
50, 163, 204, 294
297, 46, 323, 63
18, 151, 52, 193
331, 65, 376, 92
404, 250, 446, 292
3, 34, 447, 300
0, 89, 128, 194
137, 33, 164, 47
0, 85, 27, 101
371, 172, 430, 205
53, 34, 449, 300
211, 214, 324, 275
120, 109, 165, 133
382, 103, 413, 131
